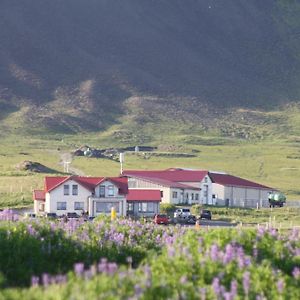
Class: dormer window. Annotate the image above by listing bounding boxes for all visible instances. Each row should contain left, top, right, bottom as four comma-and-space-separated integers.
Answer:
72, 185, 78, 196
63, 185, 69, 195
99, 186, 105, 198
108, 185, 114, 196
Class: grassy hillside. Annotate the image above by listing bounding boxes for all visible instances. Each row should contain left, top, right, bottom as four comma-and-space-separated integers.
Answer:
0, 0, 300, 133
0, 104, 299, 209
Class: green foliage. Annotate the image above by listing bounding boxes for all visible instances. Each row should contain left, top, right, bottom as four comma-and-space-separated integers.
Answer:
1, 224, 299, 299
159, 204, 176, 215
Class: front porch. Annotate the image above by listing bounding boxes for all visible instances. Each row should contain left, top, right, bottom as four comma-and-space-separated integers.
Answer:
88, 196, 126, 217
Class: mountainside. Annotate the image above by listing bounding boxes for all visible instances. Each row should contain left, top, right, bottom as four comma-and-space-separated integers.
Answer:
0, 0, 300, 134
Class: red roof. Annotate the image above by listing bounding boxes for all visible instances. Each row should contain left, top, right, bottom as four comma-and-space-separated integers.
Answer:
44, 176, 128, 194
209, 173, 273, 189
127, 189, 162, 202
33, 190, 45, 201
125, 174, 201, 190
123, 169, 208, 183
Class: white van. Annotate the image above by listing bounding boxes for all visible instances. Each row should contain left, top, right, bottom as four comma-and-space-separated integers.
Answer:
174, 208, 191, 218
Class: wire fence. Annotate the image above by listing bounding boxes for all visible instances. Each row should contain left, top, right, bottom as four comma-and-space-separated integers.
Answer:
0, 186, 34, 194
216, 198, 300, 208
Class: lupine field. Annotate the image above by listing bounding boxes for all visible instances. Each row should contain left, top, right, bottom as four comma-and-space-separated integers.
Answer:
0, 209, 299, 299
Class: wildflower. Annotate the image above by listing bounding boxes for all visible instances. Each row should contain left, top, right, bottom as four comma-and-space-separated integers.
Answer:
74, 262, 85, 276
292, 267, 300, 279
242, 271, 250, 296
31, 276, 39, 287
223, 244, 234, 264
212, 277, 221, 296
276, 279, 284, 294
42, 273, 50, 287
210, 244, 219, 261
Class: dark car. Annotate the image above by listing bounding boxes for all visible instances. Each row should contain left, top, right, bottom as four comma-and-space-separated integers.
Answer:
154, 214, 169, 225
67, 212, 79, 219
200, 210, 212, 220
45, 213, 57, 219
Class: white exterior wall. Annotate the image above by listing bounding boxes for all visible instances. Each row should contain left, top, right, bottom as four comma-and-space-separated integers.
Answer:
127, 177, 201, 205
212, 183, 273, 208
179, 175, 213, 205
34, 200, 45, 215
46, 179, 91, 216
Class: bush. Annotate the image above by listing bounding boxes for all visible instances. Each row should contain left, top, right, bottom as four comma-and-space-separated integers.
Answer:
160, 204, 176, 215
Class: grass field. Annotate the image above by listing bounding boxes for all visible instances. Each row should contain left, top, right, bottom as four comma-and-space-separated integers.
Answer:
0, 105, 299, 208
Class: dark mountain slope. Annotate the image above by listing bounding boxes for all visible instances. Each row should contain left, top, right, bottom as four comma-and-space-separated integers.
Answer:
0, 0, 299, 132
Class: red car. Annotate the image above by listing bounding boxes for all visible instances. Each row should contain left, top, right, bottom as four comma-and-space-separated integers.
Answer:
154, 214, 169, 225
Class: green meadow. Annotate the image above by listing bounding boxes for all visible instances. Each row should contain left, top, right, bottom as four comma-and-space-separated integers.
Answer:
0, 105, 299, 208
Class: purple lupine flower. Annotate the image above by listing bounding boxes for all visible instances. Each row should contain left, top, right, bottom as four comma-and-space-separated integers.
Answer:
243, 271, 250, 296
210, 244, 219, 261
223, 292, 233, 300
31, 276, 39, 287
292, 267, 300, 279
27, 224, 36, 236
212, 277, 221, 296
42, 273, 50, 287
230, 279, 238, 298
180, 275, 187, 284
134, 284, 143, 298
277, 279, 284, 293
223, 244, 234, 264
107, 263, 118, 274
74, 262, 84, 276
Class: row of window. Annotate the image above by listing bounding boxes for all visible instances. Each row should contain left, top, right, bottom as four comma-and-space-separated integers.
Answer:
57, 201, 84, 210
64, 185, 78, 196
172, 191, 199, 201
127, 202, 156, 213
63, 185, 115, 197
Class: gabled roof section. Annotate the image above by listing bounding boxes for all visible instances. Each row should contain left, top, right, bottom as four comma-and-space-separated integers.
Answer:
127, 189, 161, 202
123, 169, 208, 183
45, 176, 103, 193
44, 176, 129, 194
125, 174, 201, 190
33, 190, 45, 201
209, 173, 273, 190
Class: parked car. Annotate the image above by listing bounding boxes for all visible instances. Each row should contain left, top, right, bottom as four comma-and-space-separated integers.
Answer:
24, 212, 36, 218
200, 209, 212, 220
67, 212, 79, 219
174, 208, 191, 219
45, 212, 57, 219
154, 214, 169, 225
174, 214, 197, 225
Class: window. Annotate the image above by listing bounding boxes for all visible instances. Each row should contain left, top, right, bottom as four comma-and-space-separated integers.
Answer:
57, 202, 67, 210
74, 202, 84, 210
127, 203, 134, 212
108, 185, 114, 196
99, 186, 105, 197
195, 193, 199, 201
191, 193, 194, 200
160, 191, 164, 197
185, 193, 189, 200
138, 203, 148, 212
138, 202, 155, 212
63, 185, 69, 195
204, 177, 208, 183
172, 191, 178, 199
96, 202, 119, 213
72, 185, 78, 196
147, 203, 155, 212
